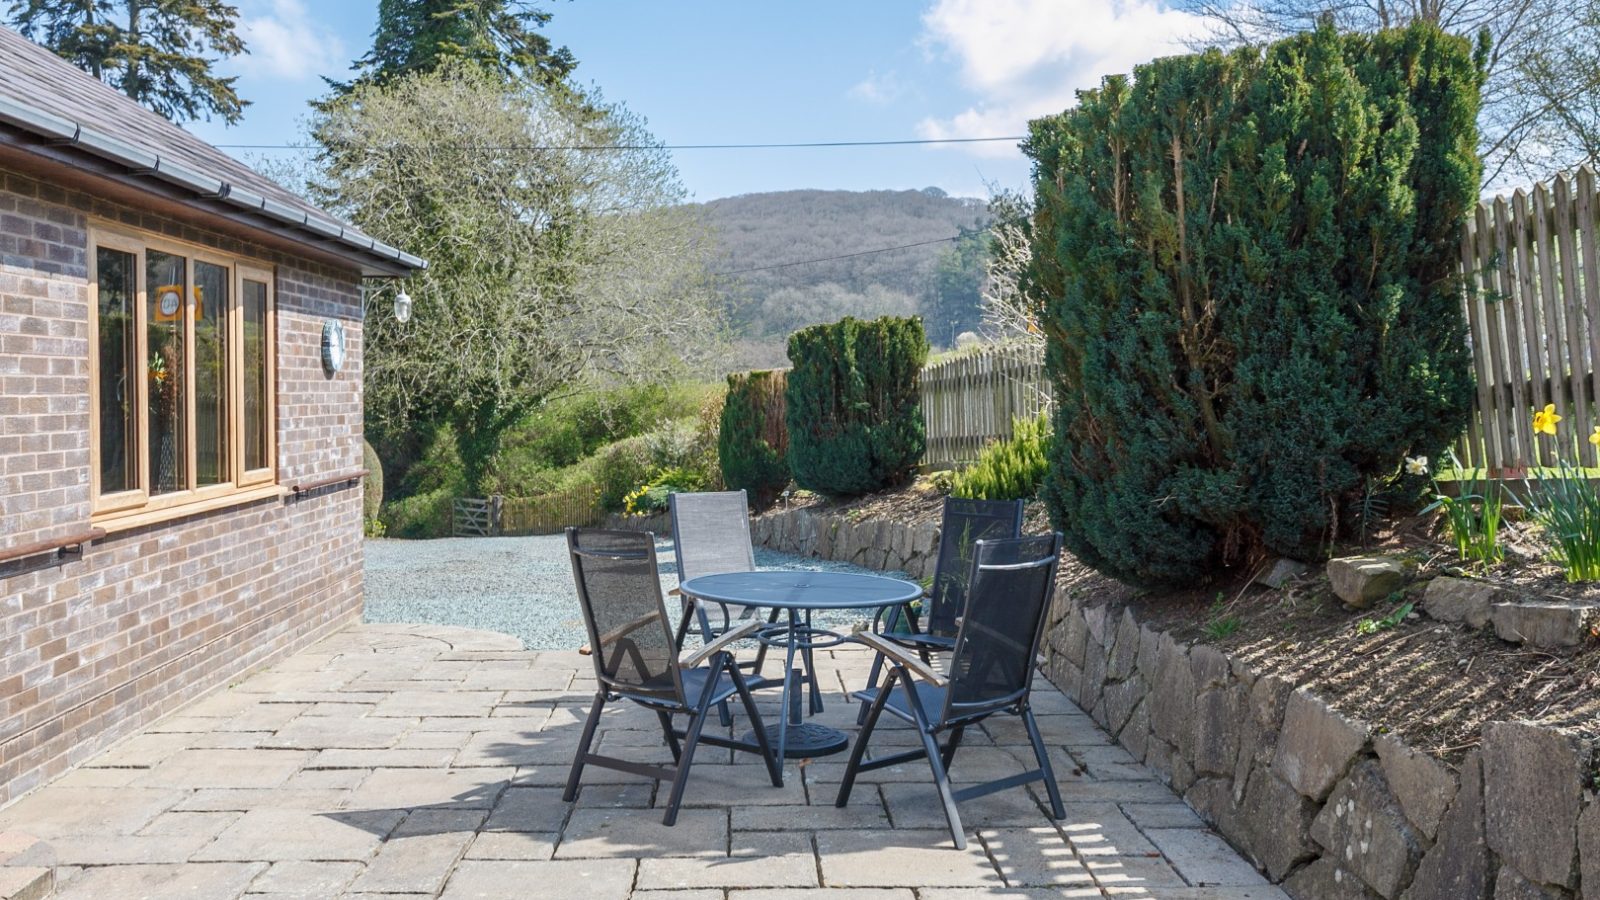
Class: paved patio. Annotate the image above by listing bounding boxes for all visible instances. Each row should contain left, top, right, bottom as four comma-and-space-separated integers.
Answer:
0, 624, 1284, 899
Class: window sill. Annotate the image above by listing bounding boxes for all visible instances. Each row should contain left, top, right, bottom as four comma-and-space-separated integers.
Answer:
92, 484, 289, 534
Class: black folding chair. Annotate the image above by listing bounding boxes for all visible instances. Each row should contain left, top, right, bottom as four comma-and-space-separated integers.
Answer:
837, 533, 1066, 849
857, 497, 1024, 724
563, 527, 781, 826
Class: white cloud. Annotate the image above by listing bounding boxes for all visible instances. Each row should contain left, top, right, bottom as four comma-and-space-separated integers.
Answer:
917, 0, 1210, 155
848, 69, 907, 105
234, 0, 348, 82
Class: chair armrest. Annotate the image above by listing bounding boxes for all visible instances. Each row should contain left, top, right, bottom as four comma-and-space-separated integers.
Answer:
680, 619, 762, 669
668, 586, 682, 596
854, 631, 948, 688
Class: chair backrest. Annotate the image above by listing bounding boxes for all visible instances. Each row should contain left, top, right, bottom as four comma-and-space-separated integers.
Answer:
567, 527, 683, 704
926, 498, 1025, 637
941, 533, 1062, 723
670, 490, 757, 583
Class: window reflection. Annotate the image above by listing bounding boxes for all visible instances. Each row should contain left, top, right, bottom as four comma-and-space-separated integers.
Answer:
194, 261, 229, 486
147, 250, 187, 494
96, 247, 137, 494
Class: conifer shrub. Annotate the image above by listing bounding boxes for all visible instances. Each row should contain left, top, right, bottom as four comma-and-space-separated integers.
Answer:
949, 413, 1050, 501
1027, 23, 1482, 585
785, 316, 928, 496
718, 369, 790, 506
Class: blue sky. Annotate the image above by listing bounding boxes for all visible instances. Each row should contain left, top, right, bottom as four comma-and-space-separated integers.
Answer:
186, 0, 1206, 202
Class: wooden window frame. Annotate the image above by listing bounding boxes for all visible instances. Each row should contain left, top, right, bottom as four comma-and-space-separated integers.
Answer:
88, 223, 281, 530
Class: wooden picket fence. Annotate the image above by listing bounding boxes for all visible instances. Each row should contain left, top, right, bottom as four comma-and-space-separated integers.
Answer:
920, 343, 1049, 468
451, 485, 602, 537
1458, 167, 1600, 472
499, 485, 603, 535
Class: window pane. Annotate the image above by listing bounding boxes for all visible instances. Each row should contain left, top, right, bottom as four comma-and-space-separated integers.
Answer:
194, 261, 229, 486
147, 250, 187, 494
243, 279, 269, 471
96, 247, 137, 494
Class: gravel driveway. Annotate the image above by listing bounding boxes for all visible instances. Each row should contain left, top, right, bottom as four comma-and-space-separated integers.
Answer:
363, 534, 912, 650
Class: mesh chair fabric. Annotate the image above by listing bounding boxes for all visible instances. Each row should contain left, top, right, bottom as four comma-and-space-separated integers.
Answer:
670, 491, 760, 620
568, 528, 683, 703
943, 533, 1061, 717
925, 499, 1025, 637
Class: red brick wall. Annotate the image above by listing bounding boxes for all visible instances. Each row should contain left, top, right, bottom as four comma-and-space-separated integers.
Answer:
0, 168, 367, 806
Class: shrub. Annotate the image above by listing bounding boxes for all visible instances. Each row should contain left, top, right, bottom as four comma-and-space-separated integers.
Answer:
785, 315, 928, 496
362, 438, 384, 533
622, 466, 707, 516
719, 369, 790, 506
1027, 22, 1481, 584
380, 487, 455, 538
483, 381, 717, 496
594, 436, 654, 512
949, 413, 1050, 501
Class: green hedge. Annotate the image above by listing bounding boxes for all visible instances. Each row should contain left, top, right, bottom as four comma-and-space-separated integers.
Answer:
718, 369, 789, 506
785, 316, 928, 497
1028, 22, 1481, 584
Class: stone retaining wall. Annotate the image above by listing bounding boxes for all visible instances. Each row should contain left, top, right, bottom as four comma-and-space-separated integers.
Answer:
1045, 585, 1598, 899
752, 505, 1600, 900
751, 506, 937, 579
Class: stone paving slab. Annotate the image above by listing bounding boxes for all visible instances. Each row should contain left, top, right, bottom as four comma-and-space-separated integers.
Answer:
0, 624, 1274, 899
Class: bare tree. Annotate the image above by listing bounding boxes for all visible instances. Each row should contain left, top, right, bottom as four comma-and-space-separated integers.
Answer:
309, 65, 721, 492
1185, 0, 1598, 186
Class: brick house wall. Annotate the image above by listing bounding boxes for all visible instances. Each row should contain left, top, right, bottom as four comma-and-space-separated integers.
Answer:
0, 167, 367, 805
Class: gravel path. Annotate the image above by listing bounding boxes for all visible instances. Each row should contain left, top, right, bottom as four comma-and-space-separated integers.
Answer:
363, 534, 912, 650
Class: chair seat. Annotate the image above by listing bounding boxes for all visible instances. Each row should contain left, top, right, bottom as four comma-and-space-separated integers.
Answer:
878, 631, 956, 652
624, 667, 740, 710
853, 679, 948, 722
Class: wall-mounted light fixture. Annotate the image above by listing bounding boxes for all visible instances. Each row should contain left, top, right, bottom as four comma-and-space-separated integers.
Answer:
393, 290, 413, 324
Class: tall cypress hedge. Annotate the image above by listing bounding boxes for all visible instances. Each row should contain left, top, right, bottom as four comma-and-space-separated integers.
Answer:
1028, 23, 1482, 585
786, 316, 928, 496
718, 369, 790, 506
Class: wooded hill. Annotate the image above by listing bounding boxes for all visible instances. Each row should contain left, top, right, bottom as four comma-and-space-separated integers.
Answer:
690, 188, 988, 367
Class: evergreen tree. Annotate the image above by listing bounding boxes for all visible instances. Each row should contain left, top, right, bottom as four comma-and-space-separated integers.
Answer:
1029, 22, 1481, 585
9, 0, 247, 124
922, 225, 987, 347
336, 0, 575, 92
785, 316, 927, 497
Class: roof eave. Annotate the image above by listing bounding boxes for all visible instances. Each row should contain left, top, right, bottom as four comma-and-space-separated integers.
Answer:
0, 95, 426, 275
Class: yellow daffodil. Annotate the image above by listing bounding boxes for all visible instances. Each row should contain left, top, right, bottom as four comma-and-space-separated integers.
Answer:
1404, 456, 1428, 476
1590, 426, 1600, 447
1533, 403, 1561, 436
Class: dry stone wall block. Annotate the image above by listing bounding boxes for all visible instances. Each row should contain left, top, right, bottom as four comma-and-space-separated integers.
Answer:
1373, 733, 1457, 842
1421, 576, 1497, 629
1483, 721, 1587, 890
1106, 609, 1141, 681
1273, 689, 1370, 801
1406, 751, 1490, 900
1493, 867, 1574, 899
1240, 768, 1320, 880
1284, 857, 1386, 900
1580, 798, 1600, 900
1190, 644, 1231, 692
1489, 601, 1598, 649
1309, 760, 1424, 899
1328, 556, 1407, 609
1149, 636, 1196, 758
1100, 674, 1146, 737
1192, 684, 1244, 777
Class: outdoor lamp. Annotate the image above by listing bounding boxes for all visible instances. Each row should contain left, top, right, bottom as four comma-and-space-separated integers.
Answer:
393, 290, 413, 324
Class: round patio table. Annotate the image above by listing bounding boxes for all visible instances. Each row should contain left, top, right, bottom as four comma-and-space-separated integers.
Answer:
679, 570, 922, 773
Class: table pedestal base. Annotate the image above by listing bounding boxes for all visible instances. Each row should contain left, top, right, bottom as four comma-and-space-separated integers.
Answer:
744, 722, 849, 759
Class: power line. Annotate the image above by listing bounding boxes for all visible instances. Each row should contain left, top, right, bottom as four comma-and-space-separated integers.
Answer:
711, 234, 973, 277
212, 136, 1026, 152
